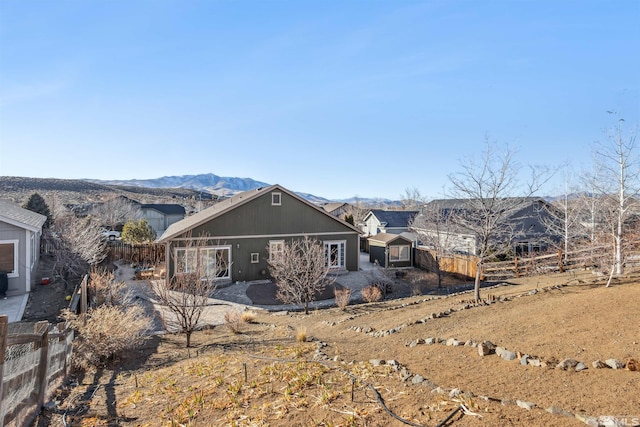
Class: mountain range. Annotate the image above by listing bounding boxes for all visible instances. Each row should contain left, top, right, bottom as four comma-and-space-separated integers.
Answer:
89, 173, 398, 205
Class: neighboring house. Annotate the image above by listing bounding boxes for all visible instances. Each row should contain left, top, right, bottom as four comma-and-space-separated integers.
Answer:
140, 204, 186, 236
321, 202, 351, 218
0, 200, 47, 295
361, 209, 419, 237
416, 198, 562, 256
157, 184, 361, 284
367, 233, 414, 268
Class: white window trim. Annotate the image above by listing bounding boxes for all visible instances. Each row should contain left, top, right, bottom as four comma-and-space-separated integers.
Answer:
174, 245, 232, 280
272, 192, 281, 206
269, 240, 284, 262
389, 245, 411, 262
250, 253, 260, 263
0, 239, 19, 278
324, 240, 346, 269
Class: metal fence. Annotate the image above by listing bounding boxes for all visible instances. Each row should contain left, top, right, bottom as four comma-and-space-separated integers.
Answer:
0, 316, 73, 427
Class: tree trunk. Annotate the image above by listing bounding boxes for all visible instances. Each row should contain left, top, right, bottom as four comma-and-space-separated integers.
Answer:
186, 330, 192, 347
474, 261, 482, 302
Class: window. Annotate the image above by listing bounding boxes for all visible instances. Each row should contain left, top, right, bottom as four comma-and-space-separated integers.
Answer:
324, 241, 346, 269
389, 245, 410, 262
250, 253, 260, 263
271, 192, 281, 206
0, 240, 19, 278
269, 240, 284, 262
175, 246, 231, 280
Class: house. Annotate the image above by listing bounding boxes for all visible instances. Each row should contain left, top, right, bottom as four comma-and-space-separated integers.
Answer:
321, 202, 351, 218
416, 198, 562, 256
367, 233, 414, 268
140, 204, 186, 236
0, 200, 47, 296
361, 210, 419, 237
157, 184, 361, 284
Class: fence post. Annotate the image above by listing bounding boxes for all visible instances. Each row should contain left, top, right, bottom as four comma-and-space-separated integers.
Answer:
558, 249, 564, 273
35, 321, 50, 411
0, 315, 8, 427
81, 274, 88, 325
514, 257, 519, 278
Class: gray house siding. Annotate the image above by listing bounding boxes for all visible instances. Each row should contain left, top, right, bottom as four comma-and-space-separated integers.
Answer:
163, 186, 360, 283
0, 220, 41, 295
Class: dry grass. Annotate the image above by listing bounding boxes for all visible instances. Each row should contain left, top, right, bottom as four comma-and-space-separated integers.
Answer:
295, 327, 308, 342
240, 310, 258, 323
334, 287, 352, 310
361, 285, 383, 303
224, 310, 243, 334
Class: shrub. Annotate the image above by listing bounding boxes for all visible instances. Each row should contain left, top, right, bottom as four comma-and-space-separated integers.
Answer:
224, 310, 242, 334
334, 288, 352, 310
361, 285, 383, 303
240, 310, 257, 323
62, 305, 152, 369
409, 277, 424, 296
296, 327, 307, 342
90, 267, 132, 306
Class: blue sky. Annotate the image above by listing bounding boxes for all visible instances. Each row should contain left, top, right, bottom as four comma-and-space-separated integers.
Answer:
1, 1, 638, 200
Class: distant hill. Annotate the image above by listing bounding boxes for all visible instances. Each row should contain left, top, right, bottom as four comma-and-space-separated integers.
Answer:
88, 173, 271, 198
1, 174, 400, 207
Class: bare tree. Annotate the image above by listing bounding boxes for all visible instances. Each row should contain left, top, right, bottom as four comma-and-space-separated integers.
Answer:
447, 139, 551, 301
49, 209, 108, 283
586, 117, 639, 284
539, 170, 589, 260
400, 187, 425, 211
409, 197, 457, 288
151, 235, 229, 347
267, 236, 333, 314
91, 195, 141, 229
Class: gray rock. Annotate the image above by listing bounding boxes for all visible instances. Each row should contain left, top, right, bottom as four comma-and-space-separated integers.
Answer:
517, 400, 536, 410
520, 355, 530, 366
446, 338, 461, 346
478, 341, 496, 356
546, 406, 574, 417
592, 360, 608, 369
501, 350, 517, 361
495, 346, 505, 357
575, 362, 588, 372
449, 388, 462, 397
425, 337, 437, 345
369, 359, 384, 367
556, 358, 579, 370
411, 374, 424, 384
386, 359, 399, 367
528, 358, 542, 367
409, 340, 419, 348
605, 358, 624, 369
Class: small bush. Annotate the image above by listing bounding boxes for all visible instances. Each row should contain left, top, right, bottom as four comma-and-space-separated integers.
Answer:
296, 327, 307, 342
90, 267, 132, 306
361, 285, 383, 303
409, 277, 424, 296
240, 310, 257, 323
62, 305, 152, 369
334, 288, 352, 310
224, 310, 242, 334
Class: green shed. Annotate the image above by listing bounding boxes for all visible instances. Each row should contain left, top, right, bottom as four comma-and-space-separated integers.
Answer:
367, 233, 413, 268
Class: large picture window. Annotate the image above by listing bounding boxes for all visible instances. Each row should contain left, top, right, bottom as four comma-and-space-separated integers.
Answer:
0, 240, 19, 278
175, 246, 231, 280
324, 240, 346, 269
389, 245, 410, 262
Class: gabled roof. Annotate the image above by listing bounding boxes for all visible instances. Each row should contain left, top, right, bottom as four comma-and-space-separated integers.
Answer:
0, 199, 47, 232
158, 184, 361, 242
141, 204, 186, 216
367, 232, 413, 245
322, 202, 348, 214
364, 209, 419, 228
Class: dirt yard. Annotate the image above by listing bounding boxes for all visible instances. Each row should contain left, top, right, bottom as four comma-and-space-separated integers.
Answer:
31, 267, 640, 427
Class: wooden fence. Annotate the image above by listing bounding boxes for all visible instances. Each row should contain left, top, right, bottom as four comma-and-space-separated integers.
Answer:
415, 245, 617, 281
107, 242, 165, 265
481, 246, 610, 281
415, 248, 479, 279
0, 316, 74, 427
